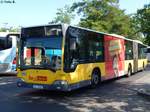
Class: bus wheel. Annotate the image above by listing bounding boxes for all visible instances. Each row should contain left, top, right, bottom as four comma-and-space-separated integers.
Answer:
127, 65, 132, 77
91, 69, 100, 88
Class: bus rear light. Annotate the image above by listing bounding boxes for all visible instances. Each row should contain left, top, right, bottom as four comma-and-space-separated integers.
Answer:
13, 57, 16, 64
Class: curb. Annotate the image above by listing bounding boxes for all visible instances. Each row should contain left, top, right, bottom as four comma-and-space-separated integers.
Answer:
0, 72, 17, 77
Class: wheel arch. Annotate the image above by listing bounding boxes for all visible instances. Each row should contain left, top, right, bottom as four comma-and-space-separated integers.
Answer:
92, 67, 101, 79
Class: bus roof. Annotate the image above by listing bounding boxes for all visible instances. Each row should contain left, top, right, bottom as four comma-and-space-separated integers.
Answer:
0, 32, 19, 37
22, 23, 62, 29
69, 25, 146, 45
22, 23, 146, 46
133, 40, 148, 46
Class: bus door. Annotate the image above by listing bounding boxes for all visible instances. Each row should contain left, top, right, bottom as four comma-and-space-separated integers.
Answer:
133, 42, 138, 72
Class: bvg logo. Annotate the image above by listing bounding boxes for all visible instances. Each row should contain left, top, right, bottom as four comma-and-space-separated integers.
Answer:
29, 75, 36, 81
29, 75, 47, 81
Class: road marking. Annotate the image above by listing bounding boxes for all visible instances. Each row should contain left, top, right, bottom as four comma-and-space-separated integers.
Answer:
0, 82, 14, 85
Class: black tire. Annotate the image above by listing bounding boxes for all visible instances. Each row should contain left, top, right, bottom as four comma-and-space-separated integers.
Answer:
91, 69, 100, 88
127, 65, 132, 77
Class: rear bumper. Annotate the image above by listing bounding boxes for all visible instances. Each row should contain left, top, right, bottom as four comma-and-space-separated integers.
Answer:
17, 79, 91, 91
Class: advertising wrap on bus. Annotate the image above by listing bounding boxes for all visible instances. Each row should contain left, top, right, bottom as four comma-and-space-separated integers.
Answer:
105, 35, 125, 79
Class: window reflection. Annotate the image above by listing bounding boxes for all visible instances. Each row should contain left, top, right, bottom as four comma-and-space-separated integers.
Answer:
64, 26, 104, 71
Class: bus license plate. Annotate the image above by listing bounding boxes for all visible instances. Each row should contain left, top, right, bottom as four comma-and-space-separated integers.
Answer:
33, 85, 43, 89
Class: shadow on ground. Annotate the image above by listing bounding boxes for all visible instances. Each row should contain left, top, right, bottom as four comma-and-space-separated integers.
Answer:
9, 78, 150, 112
1, 66, 150, 112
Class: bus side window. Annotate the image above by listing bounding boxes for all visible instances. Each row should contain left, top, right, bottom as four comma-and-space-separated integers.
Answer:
0, 38, 4, 50
7, 37, 12, 48
88, 32, 104, 62
125, 40, 133, 60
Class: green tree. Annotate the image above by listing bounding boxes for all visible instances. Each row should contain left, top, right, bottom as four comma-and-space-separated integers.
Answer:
126, 15, 144, 41
0, 28, 7, 32
135, 4, 150, 45
71, 0, 137, 38
49, 5, 75, 24
0, 27, 20, 32
9, 27, 20, 32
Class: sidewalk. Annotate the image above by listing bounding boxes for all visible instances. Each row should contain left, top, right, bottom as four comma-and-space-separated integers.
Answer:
132, 68, 150, 99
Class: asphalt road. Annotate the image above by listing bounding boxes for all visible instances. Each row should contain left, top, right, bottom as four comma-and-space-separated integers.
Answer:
0, 68, 150, 112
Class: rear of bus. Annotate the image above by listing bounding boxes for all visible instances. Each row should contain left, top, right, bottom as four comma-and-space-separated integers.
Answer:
0, 33, 19, 74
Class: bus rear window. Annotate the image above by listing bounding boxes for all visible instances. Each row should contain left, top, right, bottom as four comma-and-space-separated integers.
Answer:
21, 25, 62, 38
0, 37, 12, 50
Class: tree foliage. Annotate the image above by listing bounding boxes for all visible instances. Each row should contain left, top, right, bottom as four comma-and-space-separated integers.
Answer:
50, 0, 149, 43
134, 4, 150, 45
126, 15, 144, 41
71, 0, 133, 37
49, 5, 75, 24
0, 27, 19, 32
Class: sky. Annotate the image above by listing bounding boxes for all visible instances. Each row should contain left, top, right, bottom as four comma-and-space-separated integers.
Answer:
0, 0, 149, 28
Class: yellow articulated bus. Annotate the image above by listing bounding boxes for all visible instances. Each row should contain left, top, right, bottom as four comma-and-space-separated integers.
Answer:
17, 24, 147, 91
